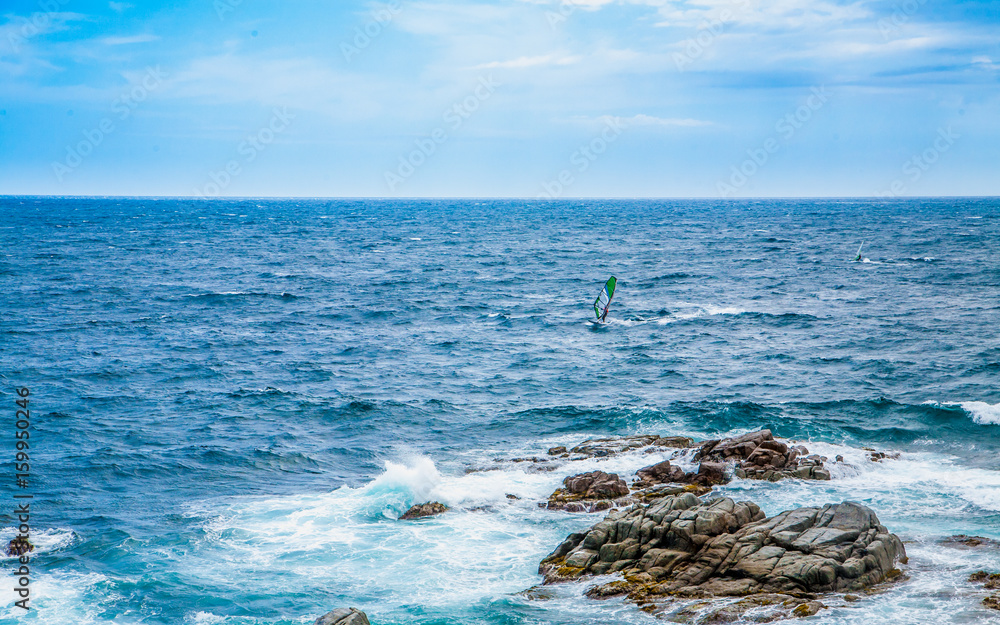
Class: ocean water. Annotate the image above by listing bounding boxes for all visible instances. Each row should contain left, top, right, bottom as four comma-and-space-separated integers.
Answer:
1, 196, 999, 624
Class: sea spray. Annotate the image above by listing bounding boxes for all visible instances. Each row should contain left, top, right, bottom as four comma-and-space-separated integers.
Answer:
364, 457, 443, 519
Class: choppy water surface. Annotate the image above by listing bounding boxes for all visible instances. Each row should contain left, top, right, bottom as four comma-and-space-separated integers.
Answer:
1, 197, 999, 624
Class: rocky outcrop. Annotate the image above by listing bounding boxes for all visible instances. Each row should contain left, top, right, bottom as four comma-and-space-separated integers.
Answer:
697, 429, 831, 481
399, 502, 448, 520
539, 494, 905, 618
633, 459, 687, 488
568, 435, 694, 458
547, 471, 631, 512
542, 431, 838, 515
633, 459, 727, 490
943, 535, 999, 548
5, 538, 33, 557
968, 571, 1000, 610
865, 449, 901, 462
314, 608, 370, 625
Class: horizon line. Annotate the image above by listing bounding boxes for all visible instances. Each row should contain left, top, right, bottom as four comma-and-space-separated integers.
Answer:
3, 194, 999, 201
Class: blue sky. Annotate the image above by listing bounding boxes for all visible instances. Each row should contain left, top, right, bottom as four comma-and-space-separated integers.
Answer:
0, 0, 997, 197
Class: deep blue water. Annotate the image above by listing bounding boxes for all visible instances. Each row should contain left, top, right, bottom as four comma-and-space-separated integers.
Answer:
2, 197, 1000, 624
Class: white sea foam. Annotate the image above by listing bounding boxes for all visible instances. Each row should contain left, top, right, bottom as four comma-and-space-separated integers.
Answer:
0, 572, 117, 625
99, 437, 1000, 624
0, 526, 77, 555
657, 304, 748, 324
926, 400, 1000, 425
958, 401, 1000, 425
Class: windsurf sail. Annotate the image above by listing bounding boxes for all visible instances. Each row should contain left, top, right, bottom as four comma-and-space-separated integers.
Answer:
594, 276, 617, 321
853, 242, 864, 262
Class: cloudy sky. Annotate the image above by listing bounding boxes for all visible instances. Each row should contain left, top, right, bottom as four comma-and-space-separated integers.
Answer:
1, 0, 997, 197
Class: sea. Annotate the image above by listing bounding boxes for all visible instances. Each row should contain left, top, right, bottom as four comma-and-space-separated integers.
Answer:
1, 196, 999, 624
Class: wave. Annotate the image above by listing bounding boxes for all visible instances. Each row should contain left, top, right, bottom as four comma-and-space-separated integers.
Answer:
656, 305, 747, 323
929, 401, 1000, 425
180, 291, 300, 302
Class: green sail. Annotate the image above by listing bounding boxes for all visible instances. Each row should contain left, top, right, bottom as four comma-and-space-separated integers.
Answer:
594, 276, 617, 320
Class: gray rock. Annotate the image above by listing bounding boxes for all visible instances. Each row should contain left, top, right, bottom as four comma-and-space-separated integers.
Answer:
314, 608, 370, 625
697, 430, 831, 482
541, 496, 904, 606
569, 435, 694, 458
399, 502, 448, 520
564, 471, 629, 498
547, 471, 631, 512
633, 460, 686, 488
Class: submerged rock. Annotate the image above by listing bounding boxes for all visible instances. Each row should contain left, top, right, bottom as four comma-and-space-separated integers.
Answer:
569, 435, 694, 458
943, 535, 999, 548
399, 502, 448, 520
314, 607, 370, 625
865, 449, 901, 462
539, 494, 905, 619
968, 571, 1000, 609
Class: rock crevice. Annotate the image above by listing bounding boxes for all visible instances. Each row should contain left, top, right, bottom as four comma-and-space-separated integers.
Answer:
540, 496, 905, 604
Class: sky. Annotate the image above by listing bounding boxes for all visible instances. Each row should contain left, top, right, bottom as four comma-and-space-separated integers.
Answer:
0, 0, 997, 198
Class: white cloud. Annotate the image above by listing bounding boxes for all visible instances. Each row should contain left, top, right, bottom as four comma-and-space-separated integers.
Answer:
109, 2, 134, 12
618, 113, 714, 127
166, 53, 389, 121
101, 34, 159, 45
972, 56, 999, 71
569, 113, 714, 128
473, 53, 582, 69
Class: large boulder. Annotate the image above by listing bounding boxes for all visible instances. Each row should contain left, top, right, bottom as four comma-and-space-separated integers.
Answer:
564, 471, 630, 498
540, 495, 905, 615
547, 471, 631, 512
314, 608, 370, 625
633, 460, 687, 488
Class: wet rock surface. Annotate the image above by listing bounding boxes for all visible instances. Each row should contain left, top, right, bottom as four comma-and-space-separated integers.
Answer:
398, 502, 448, 520
547, 471, 632, 512
314, 608, 371, 625
5, 537, 34, 557
539, 430, 839, 516
568, 435, 695, 458
968, 571, 1000, 610
698, 429, 831, 481
539, 494, 906, 620
942, 535, 1000, 548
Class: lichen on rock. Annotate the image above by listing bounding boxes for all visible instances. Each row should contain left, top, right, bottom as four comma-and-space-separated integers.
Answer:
540, 494, 906, 620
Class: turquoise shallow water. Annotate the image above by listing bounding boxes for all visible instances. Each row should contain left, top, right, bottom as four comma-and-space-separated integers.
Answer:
1, 197, 999, 623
